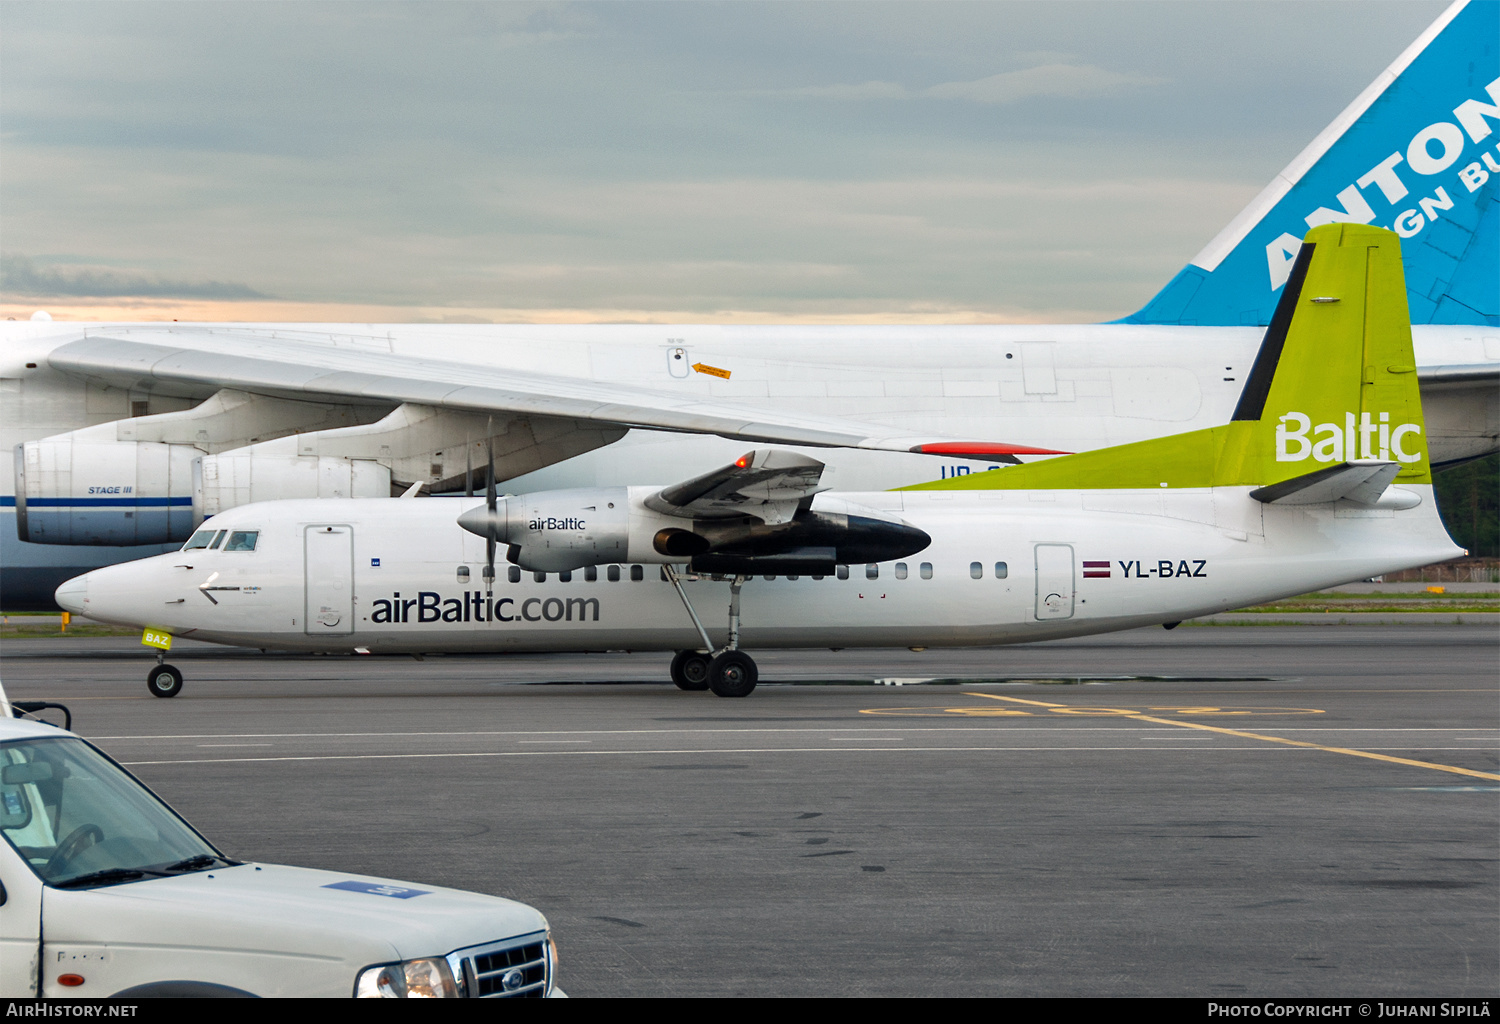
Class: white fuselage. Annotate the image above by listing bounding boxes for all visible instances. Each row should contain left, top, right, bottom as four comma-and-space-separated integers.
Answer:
64, 487, 1461, 654
6, 321, 1493, 610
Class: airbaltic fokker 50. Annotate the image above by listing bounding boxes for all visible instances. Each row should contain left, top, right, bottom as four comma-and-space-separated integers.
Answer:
4, 0, 1496, 612
59, 225, 1463, 698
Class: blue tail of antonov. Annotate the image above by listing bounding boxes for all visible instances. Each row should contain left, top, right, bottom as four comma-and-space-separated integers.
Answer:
1122, 0, 1498, 328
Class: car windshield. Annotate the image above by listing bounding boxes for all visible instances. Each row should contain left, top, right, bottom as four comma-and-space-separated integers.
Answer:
0, 736, 223, 887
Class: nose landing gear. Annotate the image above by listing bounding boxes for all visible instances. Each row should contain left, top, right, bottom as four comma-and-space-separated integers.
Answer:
663, 567, 758, 697
147, 652, 183, 698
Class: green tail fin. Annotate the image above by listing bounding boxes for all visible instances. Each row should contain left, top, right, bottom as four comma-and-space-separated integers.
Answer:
906, 223, 1429, 492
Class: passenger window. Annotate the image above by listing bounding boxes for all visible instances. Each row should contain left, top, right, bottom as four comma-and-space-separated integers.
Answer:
995, 562, 1008, 579
866, 564, 879, 580
607, 565, 621, 582
456, 566, 470, 584
208, 530, 226, 550
787, 575, 800, 581
223, 531, 258, 552
508, 566, 521, 584
585, 566, 597, 582
763, 575, 776, 582
811, 574, 824, 581
895, 563, 908, 580
533, 571, 546, 583
182, 529, 216, 551
920, 562, 933, 579
559, 570, 572, 583
630, 565, 644, 582
970, 562, 982, 579
836, 565, 849, 581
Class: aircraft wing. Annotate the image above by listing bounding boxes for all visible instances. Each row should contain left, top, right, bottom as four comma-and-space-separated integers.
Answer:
45, 329, 1064, 459
645, 449, 826, 524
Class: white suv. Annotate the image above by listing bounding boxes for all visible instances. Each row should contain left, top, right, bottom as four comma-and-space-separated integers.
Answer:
0, 695, 561, 998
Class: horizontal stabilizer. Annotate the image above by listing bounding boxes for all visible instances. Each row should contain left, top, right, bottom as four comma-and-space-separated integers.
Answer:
1249, 461, 1400, 505
646, 449, 825, 524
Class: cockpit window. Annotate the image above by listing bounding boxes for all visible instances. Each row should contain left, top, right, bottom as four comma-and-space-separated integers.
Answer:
208, 530, 226, 550
223, 531, 259, 552
182, 530, 216, 551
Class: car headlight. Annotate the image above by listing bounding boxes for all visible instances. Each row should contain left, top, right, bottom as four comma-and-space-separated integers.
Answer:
355, 958, 460, 998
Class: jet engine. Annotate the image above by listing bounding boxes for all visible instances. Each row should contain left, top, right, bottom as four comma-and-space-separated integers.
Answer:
15, 438, 199, 545
195, 453, 391, 519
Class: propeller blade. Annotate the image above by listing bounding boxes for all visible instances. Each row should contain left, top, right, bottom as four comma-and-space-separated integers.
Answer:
486, 422, 497, 512
484, 426, 497, 594
465, 433, 474, 498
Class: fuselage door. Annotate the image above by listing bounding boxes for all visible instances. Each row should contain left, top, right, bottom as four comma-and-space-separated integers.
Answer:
1034, 543, 1075, 620
305, 524, 354, 635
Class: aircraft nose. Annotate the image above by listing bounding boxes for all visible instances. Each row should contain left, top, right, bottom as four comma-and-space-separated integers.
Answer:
54, 573, 89, 616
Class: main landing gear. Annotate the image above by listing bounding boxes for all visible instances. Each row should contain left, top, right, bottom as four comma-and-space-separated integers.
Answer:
147, 651, 183, 698
664, 568, 759, 698
669, 651, 711, 691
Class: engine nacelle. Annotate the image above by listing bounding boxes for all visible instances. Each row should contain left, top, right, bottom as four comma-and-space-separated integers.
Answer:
195, 452, 391, 519
15, 439, 199, 545
457, 487, 930, 573
460, 487, 634, 572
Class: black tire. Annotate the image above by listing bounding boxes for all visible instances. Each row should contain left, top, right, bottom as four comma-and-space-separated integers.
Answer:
707, 651, 757, 698
147, 664, 183, 698
112, 981, 258, 998
670, 650, 711, 691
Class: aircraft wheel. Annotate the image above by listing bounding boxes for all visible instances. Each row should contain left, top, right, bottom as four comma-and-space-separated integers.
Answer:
147, 664, 184, 699
670, 650, 711, 691
707, 651, 757, 698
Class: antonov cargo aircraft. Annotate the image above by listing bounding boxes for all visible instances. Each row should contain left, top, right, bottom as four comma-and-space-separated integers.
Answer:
5, 0, 1497, 611
59, 224, 1464, 698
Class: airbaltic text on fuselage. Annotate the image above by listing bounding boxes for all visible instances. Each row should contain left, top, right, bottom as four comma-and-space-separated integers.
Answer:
1275, 412, 1421, 463
370, 591, 601, 624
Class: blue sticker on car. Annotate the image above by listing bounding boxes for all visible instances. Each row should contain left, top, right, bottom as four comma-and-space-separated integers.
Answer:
322, 880, 430, 899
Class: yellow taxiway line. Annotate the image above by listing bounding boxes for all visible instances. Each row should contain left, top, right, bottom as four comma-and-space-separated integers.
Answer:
964, 693, 1500, 782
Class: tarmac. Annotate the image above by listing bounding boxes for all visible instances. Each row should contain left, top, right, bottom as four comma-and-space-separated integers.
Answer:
2, 624, 1496, 997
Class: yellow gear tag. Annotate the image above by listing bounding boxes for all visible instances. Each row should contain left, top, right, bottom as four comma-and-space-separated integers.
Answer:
141, 629, 173, 651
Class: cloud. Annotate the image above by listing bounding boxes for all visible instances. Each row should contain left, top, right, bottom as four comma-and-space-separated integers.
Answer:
924, 64, 1165, 105
744, 80, 909, 101
740, 63, 1163, 105
0, 253, 267, 300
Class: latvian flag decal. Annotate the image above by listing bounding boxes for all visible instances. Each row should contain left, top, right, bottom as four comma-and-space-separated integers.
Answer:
1083, 560, 1111, 579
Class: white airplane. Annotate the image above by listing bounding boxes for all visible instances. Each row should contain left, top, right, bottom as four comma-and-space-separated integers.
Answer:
6, 1, 1496, 611
58, 224, 1463, 699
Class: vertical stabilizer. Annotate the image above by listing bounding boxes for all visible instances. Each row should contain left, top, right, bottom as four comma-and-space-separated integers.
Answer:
1216, 223, 1431, 488
1121, 0, 1498, 327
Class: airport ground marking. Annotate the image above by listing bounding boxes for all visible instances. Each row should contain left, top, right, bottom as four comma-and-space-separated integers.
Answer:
964, 694, 1500, 781
862, 703, 1323, 718
115, 745, 1370, 767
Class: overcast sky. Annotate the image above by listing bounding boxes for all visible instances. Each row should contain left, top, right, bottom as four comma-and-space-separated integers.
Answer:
0, 1, 1452, 324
